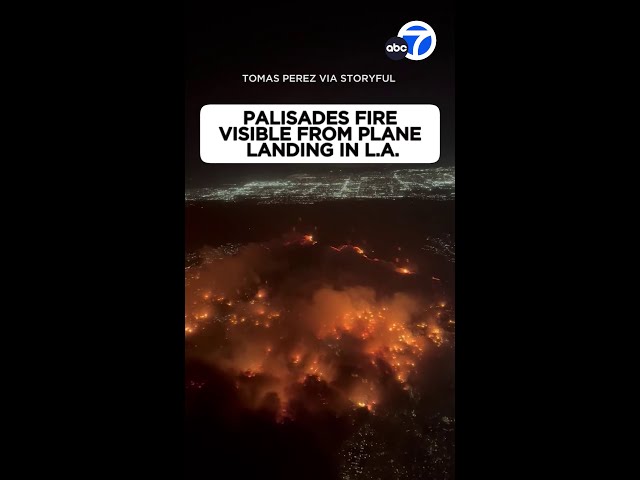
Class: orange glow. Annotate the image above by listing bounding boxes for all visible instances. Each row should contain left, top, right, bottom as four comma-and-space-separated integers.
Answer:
184, 236, 453, 418
184, 290, 450, 413
330, 244, 418, 277
395, 267, 414, 275
298, 234, 317, 246
428, 326, 444, 347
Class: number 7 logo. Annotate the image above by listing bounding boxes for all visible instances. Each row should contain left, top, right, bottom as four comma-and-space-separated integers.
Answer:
398, 21, 437, 61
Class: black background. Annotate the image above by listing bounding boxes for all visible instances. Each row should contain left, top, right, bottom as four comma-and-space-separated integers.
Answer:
27, 2, 589, 478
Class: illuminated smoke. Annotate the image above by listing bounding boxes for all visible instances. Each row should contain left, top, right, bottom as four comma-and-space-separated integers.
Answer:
185, 233, 453, 419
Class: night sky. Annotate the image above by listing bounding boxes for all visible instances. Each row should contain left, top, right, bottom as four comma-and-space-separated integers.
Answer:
185, 4, 454, 187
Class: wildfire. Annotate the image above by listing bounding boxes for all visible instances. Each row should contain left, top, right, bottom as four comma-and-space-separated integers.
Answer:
331, 244, 367, 256
428, 326, 444, 347
330, 243, 417, 276
222, 294, 440, 402
184, 235, 451, 417
395, 267, 414, 275
185, 290, 450, 413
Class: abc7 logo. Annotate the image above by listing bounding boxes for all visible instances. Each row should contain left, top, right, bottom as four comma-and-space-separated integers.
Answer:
385, 37, 408, 60
386, 21, 437, 61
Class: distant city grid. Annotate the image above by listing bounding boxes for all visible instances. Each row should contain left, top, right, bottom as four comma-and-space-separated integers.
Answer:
186, 167, 455, 204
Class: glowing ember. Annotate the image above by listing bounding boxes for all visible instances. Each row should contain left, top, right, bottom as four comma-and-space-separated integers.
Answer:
428, 326, 444, 347
395, 267, 414, 275
329, 243, 418, 277
184, 235, 452, 416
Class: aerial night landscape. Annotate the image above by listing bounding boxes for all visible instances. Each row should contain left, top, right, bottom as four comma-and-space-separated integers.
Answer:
185, 3, 455, 477
185, 166, 455, 479
185, 167, 454, 203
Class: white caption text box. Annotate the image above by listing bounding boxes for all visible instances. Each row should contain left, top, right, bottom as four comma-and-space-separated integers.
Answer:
200, 104, 439, 164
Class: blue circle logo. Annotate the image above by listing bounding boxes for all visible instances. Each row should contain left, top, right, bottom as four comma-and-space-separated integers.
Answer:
397, 21, 437, 61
